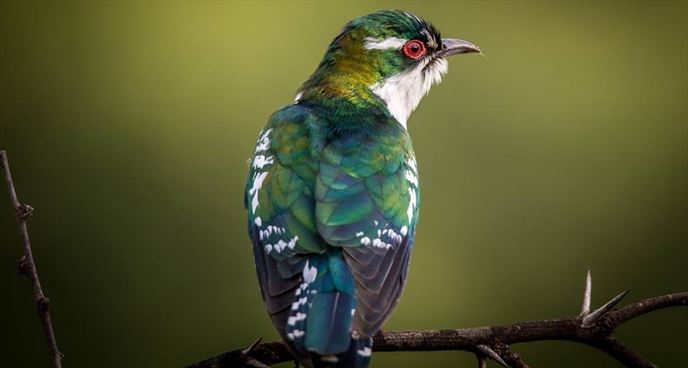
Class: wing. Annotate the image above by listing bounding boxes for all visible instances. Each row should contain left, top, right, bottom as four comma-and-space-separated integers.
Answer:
245, 106, 328, 335
315, 126, 420, 336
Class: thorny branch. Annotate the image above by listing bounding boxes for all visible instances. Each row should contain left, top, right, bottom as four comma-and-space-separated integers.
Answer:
188, 271, 687, 368
1, 151, 62, 368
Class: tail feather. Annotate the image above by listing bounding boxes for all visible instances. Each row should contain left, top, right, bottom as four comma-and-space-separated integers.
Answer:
310, 337, 373, 368
284, 253, 372, 368
305, 292, 355, 354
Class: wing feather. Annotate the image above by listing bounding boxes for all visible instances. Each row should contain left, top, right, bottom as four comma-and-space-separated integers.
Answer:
314, 129, 420, 336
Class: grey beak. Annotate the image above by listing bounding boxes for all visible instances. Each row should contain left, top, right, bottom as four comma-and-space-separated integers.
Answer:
438, 38, 481, 57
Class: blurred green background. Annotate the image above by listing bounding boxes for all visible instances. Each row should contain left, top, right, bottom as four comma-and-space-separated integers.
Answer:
1, 1, 686, 367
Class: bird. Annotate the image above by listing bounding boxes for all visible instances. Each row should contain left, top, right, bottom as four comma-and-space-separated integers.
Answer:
244, 10, 479, 368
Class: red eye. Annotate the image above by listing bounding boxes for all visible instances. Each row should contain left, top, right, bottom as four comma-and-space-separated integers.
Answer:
402, 40, 426, 59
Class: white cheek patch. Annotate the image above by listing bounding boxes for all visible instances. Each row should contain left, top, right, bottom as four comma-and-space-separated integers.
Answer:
370, 58, 448, 129
364, 36, 407, 50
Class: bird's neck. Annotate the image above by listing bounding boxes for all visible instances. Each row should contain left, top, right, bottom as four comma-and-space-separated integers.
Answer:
295, 35, 399, 128
297, 71, 392, 129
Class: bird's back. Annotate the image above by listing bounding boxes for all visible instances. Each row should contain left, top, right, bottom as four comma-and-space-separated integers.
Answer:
245, 103, 419, 367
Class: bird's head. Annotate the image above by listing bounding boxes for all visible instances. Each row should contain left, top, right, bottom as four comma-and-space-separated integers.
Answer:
297, 10, 480, 128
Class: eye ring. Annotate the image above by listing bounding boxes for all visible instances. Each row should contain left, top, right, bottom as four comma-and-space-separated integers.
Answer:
402, 40, 426, 59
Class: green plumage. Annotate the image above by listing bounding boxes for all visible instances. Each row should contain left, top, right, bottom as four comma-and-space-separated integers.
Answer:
244, 9, 479, 368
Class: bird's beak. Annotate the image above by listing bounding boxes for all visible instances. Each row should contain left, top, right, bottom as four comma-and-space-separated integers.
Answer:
438, 38, 481, 57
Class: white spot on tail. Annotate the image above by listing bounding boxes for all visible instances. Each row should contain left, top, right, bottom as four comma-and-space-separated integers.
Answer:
357, 347, 372, 357
303, 261, 317, 283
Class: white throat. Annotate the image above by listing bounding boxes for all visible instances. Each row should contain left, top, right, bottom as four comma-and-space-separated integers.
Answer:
370, 58, 448, 129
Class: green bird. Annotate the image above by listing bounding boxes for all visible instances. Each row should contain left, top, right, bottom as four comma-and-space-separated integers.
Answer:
244, 10, 479, 367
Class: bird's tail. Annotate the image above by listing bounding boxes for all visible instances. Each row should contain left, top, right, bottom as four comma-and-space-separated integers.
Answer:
284, 252, 372, 368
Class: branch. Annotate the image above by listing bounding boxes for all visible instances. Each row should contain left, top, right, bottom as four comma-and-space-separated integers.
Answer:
188, 273, 687, 368
1, 151, 63, 368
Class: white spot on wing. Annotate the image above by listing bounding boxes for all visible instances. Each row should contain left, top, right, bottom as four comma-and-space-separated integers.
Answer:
249, 172, 268, 213
407, 187, 417, 222
254, 128, 273, 153
404, 169, 418, 186
252, 155, 274, 169
249, 128, 274, 214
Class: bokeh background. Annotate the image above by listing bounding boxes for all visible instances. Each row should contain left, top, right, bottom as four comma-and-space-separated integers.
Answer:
1, 1, 686, 367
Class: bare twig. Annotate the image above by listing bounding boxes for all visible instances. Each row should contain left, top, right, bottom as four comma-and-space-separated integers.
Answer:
187, 273, 687, 368
1, 151, 62, 368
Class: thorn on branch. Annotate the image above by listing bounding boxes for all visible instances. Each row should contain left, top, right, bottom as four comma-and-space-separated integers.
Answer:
493, 342, 529, 368
580, 270, 592, 316
582, 289, 630, 328
235, 337, 273, 368
242, 337, 263, 355
477, 344, 509, 368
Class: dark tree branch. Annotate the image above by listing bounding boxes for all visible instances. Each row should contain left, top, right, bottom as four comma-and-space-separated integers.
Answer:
590, 335, 655, 368
1, 151, 62, 368
187, 272, 687, 368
